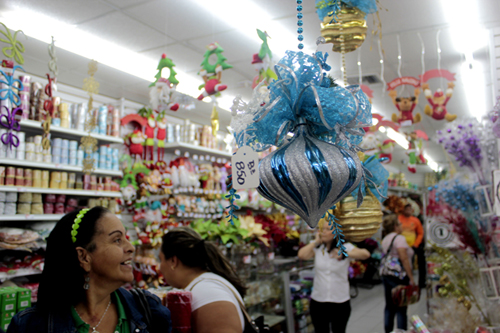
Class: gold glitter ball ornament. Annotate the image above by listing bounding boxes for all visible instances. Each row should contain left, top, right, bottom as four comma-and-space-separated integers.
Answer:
333, 189, 383, 242
320, 5, 367, 53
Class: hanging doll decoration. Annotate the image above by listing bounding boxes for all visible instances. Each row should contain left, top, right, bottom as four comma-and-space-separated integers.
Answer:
156, 111, 167, 161
387, 76, 422, 127
138, 107, 156, 162
197, 42, 232, 101
422, 81, 457, 121
149, 54, 179, 112
251, 29, 277, 89
124, 129, 145, 164
378, 139, 395, 164
406, 131, 428, 173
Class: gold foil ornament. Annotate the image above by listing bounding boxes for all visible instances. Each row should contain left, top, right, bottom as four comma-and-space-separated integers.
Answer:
333, 189, 383, 242
320, 5, 367, 54
211, 104, 219, 137
81, 60, 99, 175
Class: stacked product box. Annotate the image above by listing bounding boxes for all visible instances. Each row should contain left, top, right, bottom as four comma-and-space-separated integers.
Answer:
0, 287, 31, 330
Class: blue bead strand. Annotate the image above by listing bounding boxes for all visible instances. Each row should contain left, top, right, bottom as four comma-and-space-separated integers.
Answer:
296, 0, 304, 50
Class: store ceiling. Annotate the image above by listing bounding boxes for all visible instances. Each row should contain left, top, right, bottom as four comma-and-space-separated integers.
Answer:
1, 0, 500, 184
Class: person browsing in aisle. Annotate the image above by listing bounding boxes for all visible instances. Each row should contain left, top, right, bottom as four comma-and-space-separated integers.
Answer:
8, 206, 172, 333
159, 227, 246, 333
398, 203, 426, 287
297, 218, 370, 333
381, 215, 415, 333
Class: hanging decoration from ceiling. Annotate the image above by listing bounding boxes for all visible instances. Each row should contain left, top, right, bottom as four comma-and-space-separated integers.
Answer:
0, 22, 25, 152
315, 0, 379, 86
334, 153, 388, 242
149, 53, 179, 112
406, 130, 428, 173
378, 139, 395, 164
80, 60, 99, 174
230, 49, 372, 230
41, 37, 58, 155
198, 42, 232, 138
197, 42, 232, 101
421, 69, 457, 122
251, 29, 277, 89
137, 107, 155, 163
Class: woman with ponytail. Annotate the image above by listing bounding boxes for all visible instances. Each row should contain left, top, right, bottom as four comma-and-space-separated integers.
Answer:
160, 227, 246, 333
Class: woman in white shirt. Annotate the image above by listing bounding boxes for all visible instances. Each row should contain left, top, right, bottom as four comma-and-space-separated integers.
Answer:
159, 227, 246, 333
298, 219, 370, 333
380, 215, 415, 333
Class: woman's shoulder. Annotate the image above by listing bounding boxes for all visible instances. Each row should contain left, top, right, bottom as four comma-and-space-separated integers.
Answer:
8, 307, 50, 332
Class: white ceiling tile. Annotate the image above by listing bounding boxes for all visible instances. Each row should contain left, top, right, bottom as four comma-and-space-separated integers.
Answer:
0, 0, 114, 24
125, 0, 235, 40
101, 0, 154, 9
77, 12, 171, 52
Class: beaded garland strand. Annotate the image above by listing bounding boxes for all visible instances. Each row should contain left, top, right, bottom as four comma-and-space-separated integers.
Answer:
297, 0, 304, 50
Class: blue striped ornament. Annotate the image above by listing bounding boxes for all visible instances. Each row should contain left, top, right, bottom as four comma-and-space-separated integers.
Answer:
257, 125, 362, 228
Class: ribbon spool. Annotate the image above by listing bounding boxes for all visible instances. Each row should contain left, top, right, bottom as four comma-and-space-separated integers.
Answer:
320, 5, 367, 54
334, 188, 383, 242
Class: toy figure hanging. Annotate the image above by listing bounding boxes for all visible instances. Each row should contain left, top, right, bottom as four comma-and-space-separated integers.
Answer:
197, 42, 232, 101
386, 76, 422, 127
156, 111, 167, 161
406, 131, 427, 173
138, 107, 156, 162
251, 29, 277, 89
420, 69, 457, 122
149, 54, 179, 112
379, 139, 395, 164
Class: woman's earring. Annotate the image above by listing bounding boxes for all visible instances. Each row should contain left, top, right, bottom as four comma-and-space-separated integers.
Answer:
83, 276, 90, 290
171, 266, 175, 271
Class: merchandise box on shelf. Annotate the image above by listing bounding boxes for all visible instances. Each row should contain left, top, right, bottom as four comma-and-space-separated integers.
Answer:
0, 289, 16, 313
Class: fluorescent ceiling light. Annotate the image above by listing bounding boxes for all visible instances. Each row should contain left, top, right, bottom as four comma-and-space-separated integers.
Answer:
192, 0, 310, 57
461, 58, 486, 121
424, 153, 439, 172
0, 9, 223, 109
441, 0, 488, 53
386, 128, 409, 149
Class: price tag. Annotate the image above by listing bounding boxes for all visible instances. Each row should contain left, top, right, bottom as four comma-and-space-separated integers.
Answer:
268, 252, 275, 260
243, 255, 252, 264
25, 214, 34, 220
17, 187, 26, 192
231, 146, 259, 189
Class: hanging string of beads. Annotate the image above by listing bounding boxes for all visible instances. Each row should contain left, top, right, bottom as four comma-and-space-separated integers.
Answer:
297, 0, 304, 50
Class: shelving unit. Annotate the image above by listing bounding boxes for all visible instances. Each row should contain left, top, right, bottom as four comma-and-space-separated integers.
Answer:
19, 119, 123, 144
0, 268, 42, 282
0, 186, 122, 197
163, 142, 233, 159
388, 186, 422, 195
0, 158, 123, 177
0, 214, 122, 222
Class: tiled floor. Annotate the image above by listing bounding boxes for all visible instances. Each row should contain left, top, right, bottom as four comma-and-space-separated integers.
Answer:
346, 283, 427, 333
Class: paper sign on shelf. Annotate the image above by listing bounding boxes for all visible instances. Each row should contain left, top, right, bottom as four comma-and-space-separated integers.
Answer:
231, 145, 259, 189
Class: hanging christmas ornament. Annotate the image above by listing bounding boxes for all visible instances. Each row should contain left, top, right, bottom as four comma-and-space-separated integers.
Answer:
251, 29, 278, 89
406, 130, 428, 173
231, 49, 372, 229
211, 104, 219, 137
378, 139, 395, 164
81, 60, 99, 174
197, 42, 232, 101
0, 22, 25, 65
387, 76, 421, 127
420, 69, 457, 122
149, 54, 179, 112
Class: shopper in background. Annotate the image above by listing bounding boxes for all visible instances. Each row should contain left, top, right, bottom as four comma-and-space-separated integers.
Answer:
398, 203, 426, 287
7, 206, 171, 333
381, 215, 415, 333
298, 218, 371, 333
160, 227, 246, 333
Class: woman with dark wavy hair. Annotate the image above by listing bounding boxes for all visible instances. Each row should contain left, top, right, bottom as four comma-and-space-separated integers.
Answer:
8, 206, 171, 333
160, 227, 246, 333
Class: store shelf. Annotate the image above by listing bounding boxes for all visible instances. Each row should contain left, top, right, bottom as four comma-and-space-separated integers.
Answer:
0, 268, 42, 282
0, 158, 123, 176
388, 186, 422, 195
252, 313, 286, 328
0, 186, 122, 197
163, 142, 233, 159
0, 214, 122, 221
19, 119, 123, 144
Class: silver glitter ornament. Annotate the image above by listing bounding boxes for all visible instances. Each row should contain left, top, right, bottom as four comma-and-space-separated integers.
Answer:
258, 125, 362, 228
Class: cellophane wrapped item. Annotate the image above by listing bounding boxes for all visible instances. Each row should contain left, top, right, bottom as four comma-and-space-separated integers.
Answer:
167, 290, 192, 333
428, 298, 480, 333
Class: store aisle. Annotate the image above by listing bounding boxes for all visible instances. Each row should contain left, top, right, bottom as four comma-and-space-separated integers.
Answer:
346, 284, 427, 333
